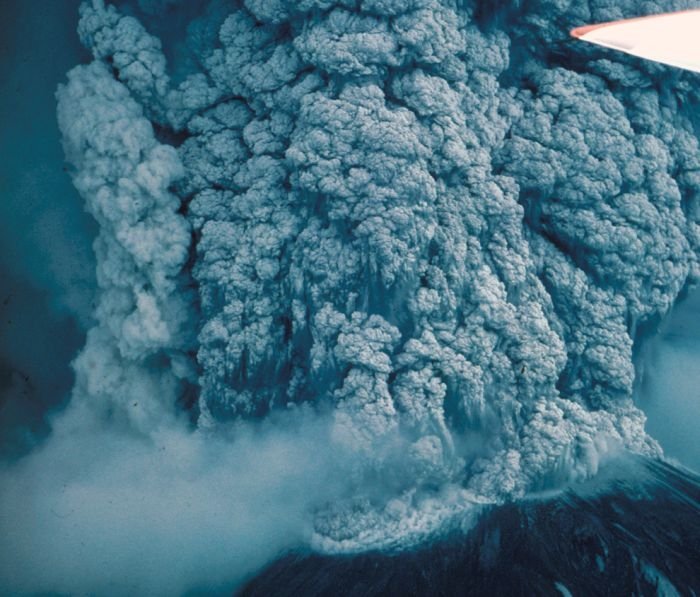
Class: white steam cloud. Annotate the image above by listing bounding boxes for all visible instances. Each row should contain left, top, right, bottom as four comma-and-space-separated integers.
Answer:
0, 408, 350, 594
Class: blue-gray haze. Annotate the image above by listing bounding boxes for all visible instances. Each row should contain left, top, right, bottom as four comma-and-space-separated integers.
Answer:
0, 0, 699, 594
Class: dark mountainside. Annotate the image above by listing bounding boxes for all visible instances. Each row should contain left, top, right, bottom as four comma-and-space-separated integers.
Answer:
241, 457, 700, 596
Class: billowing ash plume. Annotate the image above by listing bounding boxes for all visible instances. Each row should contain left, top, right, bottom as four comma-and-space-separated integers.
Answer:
54, 0, 699, 551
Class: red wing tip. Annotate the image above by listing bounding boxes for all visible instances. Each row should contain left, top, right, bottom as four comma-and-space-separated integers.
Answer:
570, 23, 607, 38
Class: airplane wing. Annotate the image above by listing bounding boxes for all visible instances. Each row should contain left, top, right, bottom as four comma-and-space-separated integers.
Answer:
571, 9, 700, 73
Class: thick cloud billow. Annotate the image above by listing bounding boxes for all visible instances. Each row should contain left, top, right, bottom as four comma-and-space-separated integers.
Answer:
1, 0, 699, 593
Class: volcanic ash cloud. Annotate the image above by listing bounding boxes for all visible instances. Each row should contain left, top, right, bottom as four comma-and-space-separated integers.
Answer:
4, 2, 699, 588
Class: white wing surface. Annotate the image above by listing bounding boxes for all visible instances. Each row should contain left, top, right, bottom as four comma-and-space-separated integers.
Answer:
571, 10, 700, 73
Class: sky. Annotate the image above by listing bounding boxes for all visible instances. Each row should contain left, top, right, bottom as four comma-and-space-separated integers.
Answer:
638, 289, 700, 472
0, 0, 95, 456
